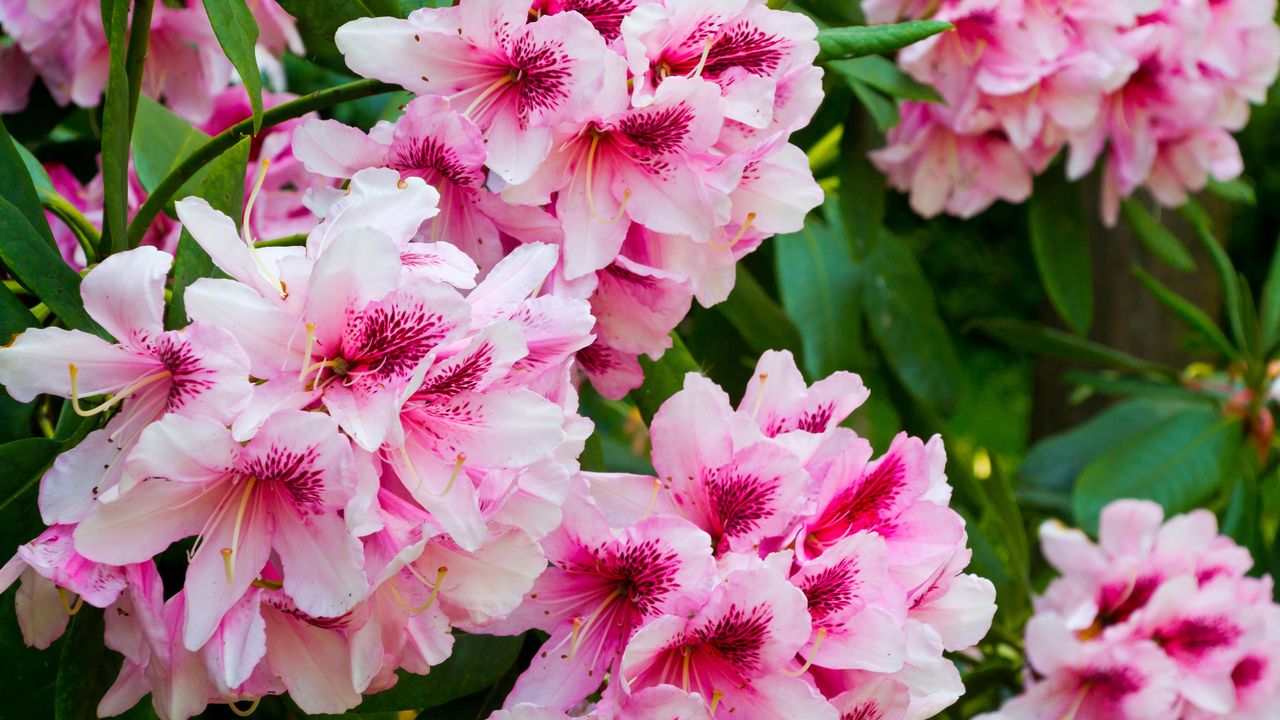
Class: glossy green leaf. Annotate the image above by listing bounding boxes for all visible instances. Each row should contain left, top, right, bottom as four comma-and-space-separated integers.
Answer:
816, 20, 952, 61
204, 0, 264, 132
131, 98, 214, 199
719, 266, 804, 362
12, 140, 55, 194
1073, 406, 1243, 532
1019, 399, 1195, 512
166, 136, 251, 329
0, 438, 63, 554
1028, 173, 1093, 335
1119, 199, 1195, 272
973, 318, 1176, 377
355, 634, 524, 712
0, 118, 56, 248
774, 205, 864, 380
1132, 266, 1237, 360
631, 333, 701, 426
0, 198, 105, 337
99, 0, 132, 253
829, 56, 942, 102
862, 232, 961, 414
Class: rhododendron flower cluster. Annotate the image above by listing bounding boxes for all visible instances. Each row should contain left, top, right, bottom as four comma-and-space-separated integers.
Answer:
0, 168, 596, 718
297, 0, 825, 398
978, 500, 1280, 720
0, 0, 299, 121
867, 0, 1280, 223
495, 350, 996, 720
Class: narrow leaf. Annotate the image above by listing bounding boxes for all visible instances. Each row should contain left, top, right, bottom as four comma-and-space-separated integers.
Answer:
1179, 200, 1245, 351
0, 198, 105, 337
131, 97, 214, 198
100, 0, 132, 253
0, 118, 56, 248
1132, 266, 1238, 360
719, 265, 805, 362
0, 438, 63, 554
1207, 176, 1256, 205
1028, 174, 1093, 335
204, 0, 264, 132
1260, 242, 1280, 350
816, 20, 953, 61
1119, 199, 1195, 272
1073, 407, 1243, 533
862, 231, 962, 413
166, 136, 251, 329
973, 318, 1177, 376
846, 79, 899, 131
631, 333, 701, 426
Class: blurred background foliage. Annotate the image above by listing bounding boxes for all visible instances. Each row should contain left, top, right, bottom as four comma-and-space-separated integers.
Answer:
3, 0, 1280, 717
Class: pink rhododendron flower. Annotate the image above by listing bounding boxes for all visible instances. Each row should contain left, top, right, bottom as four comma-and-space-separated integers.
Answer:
500, 350, 993, 719
868, 0, 1280, 223
330, 0, 823, 399
0, 42, 35, 112
982, 499, 1280, 719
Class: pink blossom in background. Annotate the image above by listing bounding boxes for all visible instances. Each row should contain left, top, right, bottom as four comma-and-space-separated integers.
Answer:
0, 0, 299, 122
0, 42, 35, 113
867, 0, 1280, 223
324, 0, 825, 399
497, 350, 995, 719
978, 500, 1280, 720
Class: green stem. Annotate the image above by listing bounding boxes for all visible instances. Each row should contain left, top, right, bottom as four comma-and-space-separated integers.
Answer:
39, 188, 101, 264
255, 233, 308, 248
127, 79, 396, 248
124, 0, 156, 128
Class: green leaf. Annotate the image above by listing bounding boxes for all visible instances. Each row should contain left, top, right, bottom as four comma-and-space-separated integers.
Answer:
845, 79, 899, 131
1207, 176, 1256, 205
1119, 199, 1195, 272
274, 0, 401, 64
973, 318, 1176, 377
1179, 200, 1245, 352
0, 438, 63, 555
631, 333, 701, 426
131, 98, 213, 198
1260, 242, 1280, 351
816, 20, 953, 61
1028, 173, 1093, 335
1073, 406, 1243, 532
204, 0, 264, 132
774, 205, 864, 380
0, 118, 56, 248
862, 231, 961, 414
55, 608, 125, 720
99, 0, 132, 253
0, 198, 105, 337
718, 266, 804, 362
1132, 266, 1238, 360
1019, 398, 1195, 512
828, 56, 942, 102
12, 140, 55, 194
166, 136, 251, 329
355, 634, 523, 712
0, 588, 61, 717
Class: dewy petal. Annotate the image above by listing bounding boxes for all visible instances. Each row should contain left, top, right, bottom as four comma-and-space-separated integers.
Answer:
79, 246, 171, 343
